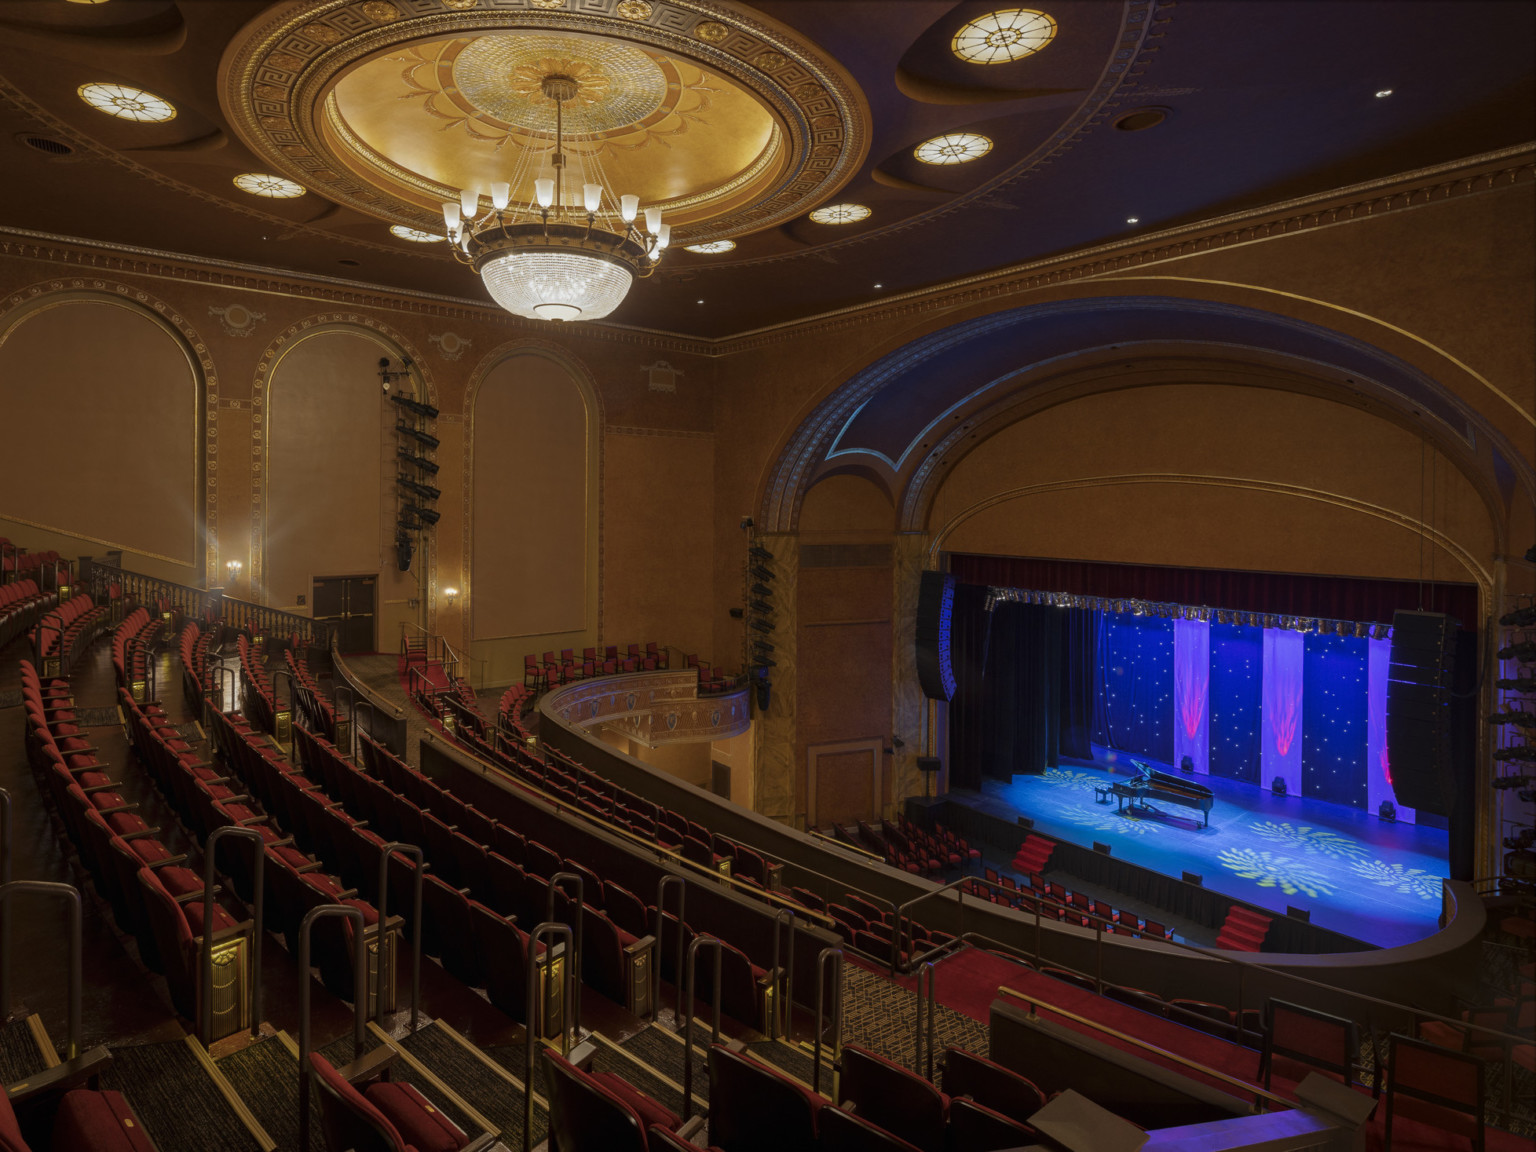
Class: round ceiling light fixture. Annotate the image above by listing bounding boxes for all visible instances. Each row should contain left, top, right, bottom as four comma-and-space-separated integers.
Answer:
951, 9, 1058, 64
684, 240, 737, 254
234, 172, 307, 198
914, 131, 993, 165
809, 203, 872, 225
77, 82, 176, 123
391, 225, 446, 243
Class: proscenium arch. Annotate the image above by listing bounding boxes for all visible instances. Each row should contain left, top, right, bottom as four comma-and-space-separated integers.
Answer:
0, 280, 216, 579
758, 296, 1533, 539
250, 314, 437, 598
458, 338, 605, 657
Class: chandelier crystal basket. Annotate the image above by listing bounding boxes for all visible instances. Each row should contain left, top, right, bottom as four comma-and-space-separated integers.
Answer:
438, 72, 669, 322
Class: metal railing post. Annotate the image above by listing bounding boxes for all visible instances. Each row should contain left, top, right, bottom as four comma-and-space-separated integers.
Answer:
201, 826, 265, 1047
769, 907, 796, 1040
0, 882, 81, 1060
0, 789, 10, 1011
376, 842, 424, 1031
526, 921, 574, 1152
812, 947, 843, 1097
298, 904, 366, 1152
333, 685, 356, 759
682, 935, 722, 1121
914, 960, 936, 1080
653, 875, 685, 1022
546, 872, 585, 1034
352, 700, 379, 752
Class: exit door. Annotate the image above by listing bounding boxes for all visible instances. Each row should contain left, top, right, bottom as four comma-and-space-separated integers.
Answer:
313, 575, 376, 653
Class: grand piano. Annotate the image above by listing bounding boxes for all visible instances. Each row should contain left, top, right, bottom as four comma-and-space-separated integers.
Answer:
1109, 761, 1215, 828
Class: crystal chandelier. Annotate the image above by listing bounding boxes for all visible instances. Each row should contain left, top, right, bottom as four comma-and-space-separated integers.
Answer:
440, 73, 668, 322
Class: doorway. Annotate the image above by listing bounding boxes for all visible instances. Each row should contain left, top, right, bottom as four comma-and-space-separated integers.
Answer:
312, 575, 376, 653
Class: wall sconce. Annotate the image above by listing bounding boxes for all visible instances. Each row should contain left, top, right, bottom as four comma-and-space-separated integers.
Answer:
226, 559, 243, 584
442, 586, 459, 607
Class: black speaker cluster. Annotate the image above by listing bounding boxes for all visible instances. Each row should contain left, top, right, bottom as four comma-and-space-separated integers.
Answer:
746, 541, 775, 712
1492, 596, 1536, 873
384, 361, 439, 572
1385, 610, 1457, 817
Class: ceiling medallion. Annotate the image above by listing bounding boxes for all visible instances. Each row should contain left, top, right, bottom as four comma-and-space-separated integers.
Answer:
220, 0, 870, 292
914, 132, 993, 165
234, 172, 307, 198
951, 9, 1058, 64
391, 225, 446, 242
684, 240, 735, 254
809, 203, 870, 224
360, 2, 401, 23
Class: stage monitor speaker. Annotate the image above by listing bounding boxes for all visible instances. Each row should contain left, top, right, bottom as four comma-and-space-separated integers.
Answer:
1093, 841, 1111, 855
915, 570, 957, 702
1016, 816, 1034, 831
1182, 872, 1203, 887
1286, 905, 1310, 922
1386, 610, 1456, 817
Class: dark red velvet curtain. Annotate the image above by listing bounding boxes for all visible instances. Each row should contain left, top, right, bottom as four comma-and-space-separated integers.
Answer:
948, 554, 1479, 630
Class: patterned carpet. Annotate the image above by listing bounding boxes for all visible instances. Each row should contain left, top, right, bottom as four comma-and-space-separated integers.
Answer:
0, 690, 20, 709
840, 962, 989, 1082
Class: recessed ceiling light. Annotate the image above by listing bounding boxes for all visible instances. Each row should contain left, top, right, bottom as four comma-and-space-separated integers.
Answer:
914, 132, 993, 165
951, 9, 1058, 65
65, 1, 112, 5
684, 240, 736, 254
1126, 216, 1140, 224
1375, 88, 1393, 98
874, 283, 884, 289
809, 203, 871, 225
390, 225, 445, 243
77, 83, 176, 123
234, 172, 306, 199
696, 299, 705, 304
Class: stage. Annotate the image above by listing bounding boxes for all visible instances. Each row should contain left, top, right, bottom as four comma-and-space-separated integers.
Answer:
952, 746, 1450, 949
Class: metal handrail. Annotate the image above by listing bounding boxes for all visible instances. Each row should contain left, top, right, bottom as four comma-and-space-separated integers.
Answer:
913, 960, 937, 1081
998, 985, 1293, 1112
898, 876, 1533, 1050
223, 593, 333, 651
654, 875, 685, 1022
298, 904, 367, 1152
682, 935, 723, 1121
210, 664, 237, 719
376, 842, 424, 1031
808, 829, 884, 863
811, 947, 843, 1097
201, 826, 265, 1048
769, 907, 796, 1040
0, 789, 10, 1002
546, 872, 585, 1033
0, 881, 81, 1060
525, 921, 575, 1152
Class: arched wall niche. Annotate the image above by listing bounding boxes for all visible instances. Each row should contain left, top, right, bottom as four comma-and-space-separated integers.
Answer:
0, 285, 208, 582
255, 317, 435, 651
462, 340, 602, 688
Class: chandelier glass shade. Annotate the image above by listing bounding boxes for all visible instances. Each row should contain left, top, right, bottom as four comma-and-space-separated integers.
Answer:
439, 72, 667, 322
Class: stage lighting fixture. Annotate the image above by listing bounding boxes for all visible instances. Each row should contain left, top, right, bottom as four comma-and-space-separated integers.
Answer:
1264, 614, 1279, 629
403, 503, 440, 525
1373, 624, 1391, 640
396, 423, 440, 449
749, 545, 772, 560
397, 478, 441, 501
397, 449, 440, 475
749, 565, 775, 581
390, 394, 440, 419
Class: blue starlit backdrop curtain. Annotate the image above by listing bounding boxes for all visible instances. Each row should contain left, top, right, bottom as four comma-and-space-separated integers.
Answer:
1302, 633, 1369, 808
1209, 623, 1263, 784
1093, 612, 1174, 763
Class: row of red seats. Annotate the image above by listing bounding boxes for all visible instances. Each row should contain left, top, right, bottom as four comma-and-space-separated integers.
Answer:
876, 818, 981, 878
32, 592, 107, 676
110, 606, 163, 700
0, 541, 67, 582
177, 619, 213, 707
234, 634, 277, 734
284, 647, 338, 743
495, 683, 534, 745
0, 578, 52, 650
525, 642, 671, 690
971, 869, 1177, 941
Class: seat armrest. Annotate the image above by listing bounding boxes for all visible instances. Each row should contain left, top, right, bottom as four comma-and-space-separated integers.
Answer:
334, 1044, 397, 1084
147, 855, 189, 869
4, 1045, 114, 1105
174, 885, 221, 904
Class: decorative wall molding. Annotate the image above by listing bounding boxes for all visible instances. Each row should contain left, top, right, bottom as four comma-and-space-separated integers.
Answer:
604, 425, 713, 439
0, 278, 219, 581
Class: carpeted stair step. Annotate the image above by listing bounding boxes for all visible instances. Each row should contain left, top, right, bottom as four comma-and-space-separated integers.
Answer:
215, 1035, 310, 1152
613, 1022, 722, 1092
0, 1015, 58, 1086
388, 1020, 547, 1147
98, 1036, 272, 1152
742, 1038, 834, 1092
1011, 833, 1057, 874
1216, 906, 1272, 951
589, 1034, 708, 1118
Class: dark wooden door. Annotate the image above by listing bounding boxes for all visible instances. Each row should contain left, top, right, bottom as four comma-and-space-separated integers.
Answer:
312, 575, 376, 653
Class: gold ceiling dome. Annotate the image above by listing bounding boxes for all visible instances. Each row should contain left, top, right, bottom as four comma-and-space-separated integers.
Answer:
218, 0, 870, 253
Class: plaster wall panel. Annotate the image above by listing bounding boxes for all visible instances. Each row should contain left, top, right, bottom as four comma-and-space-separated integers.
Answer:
0, 298, 198, 578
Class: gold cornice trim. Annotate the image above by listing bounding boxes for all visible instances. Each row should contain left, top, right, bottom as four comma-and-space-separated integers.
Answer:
928, 473, 1494, 595
0, 145, 1528, 355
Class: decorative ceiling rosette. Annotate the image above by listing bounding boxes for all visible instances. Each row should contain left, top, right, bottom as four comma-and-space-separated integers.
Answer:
218, 0, 869, 246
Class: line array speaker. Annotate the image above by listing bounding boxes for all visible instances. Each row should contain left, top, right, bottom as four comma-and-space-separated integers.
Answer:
915, 570, 957, 701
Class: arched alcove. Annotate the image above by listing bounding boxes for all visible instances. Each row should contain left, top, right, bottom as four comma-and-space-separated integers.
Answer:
0, 294, 201, 581
468, 349, 598, 686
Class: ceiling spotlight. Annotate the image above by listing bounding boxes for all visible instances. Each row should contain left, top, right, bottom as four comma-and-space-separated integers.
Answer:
684, 240, 736, 254
1126, 216, 1140, 224
697, 299, 705, 304
809, 203, 872, 225
77, 83, 176, 123
390, 225, 445, 243
874, 283, 883, 289
234, 173, 306, 199
914, 132, 993, 165
1375, 88, 1393, 98
951, 8, 1058, 64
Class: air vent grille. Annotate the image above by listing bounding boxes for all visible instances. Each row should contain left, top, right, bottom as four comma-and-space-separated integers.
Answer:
18, 134, 76, 157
